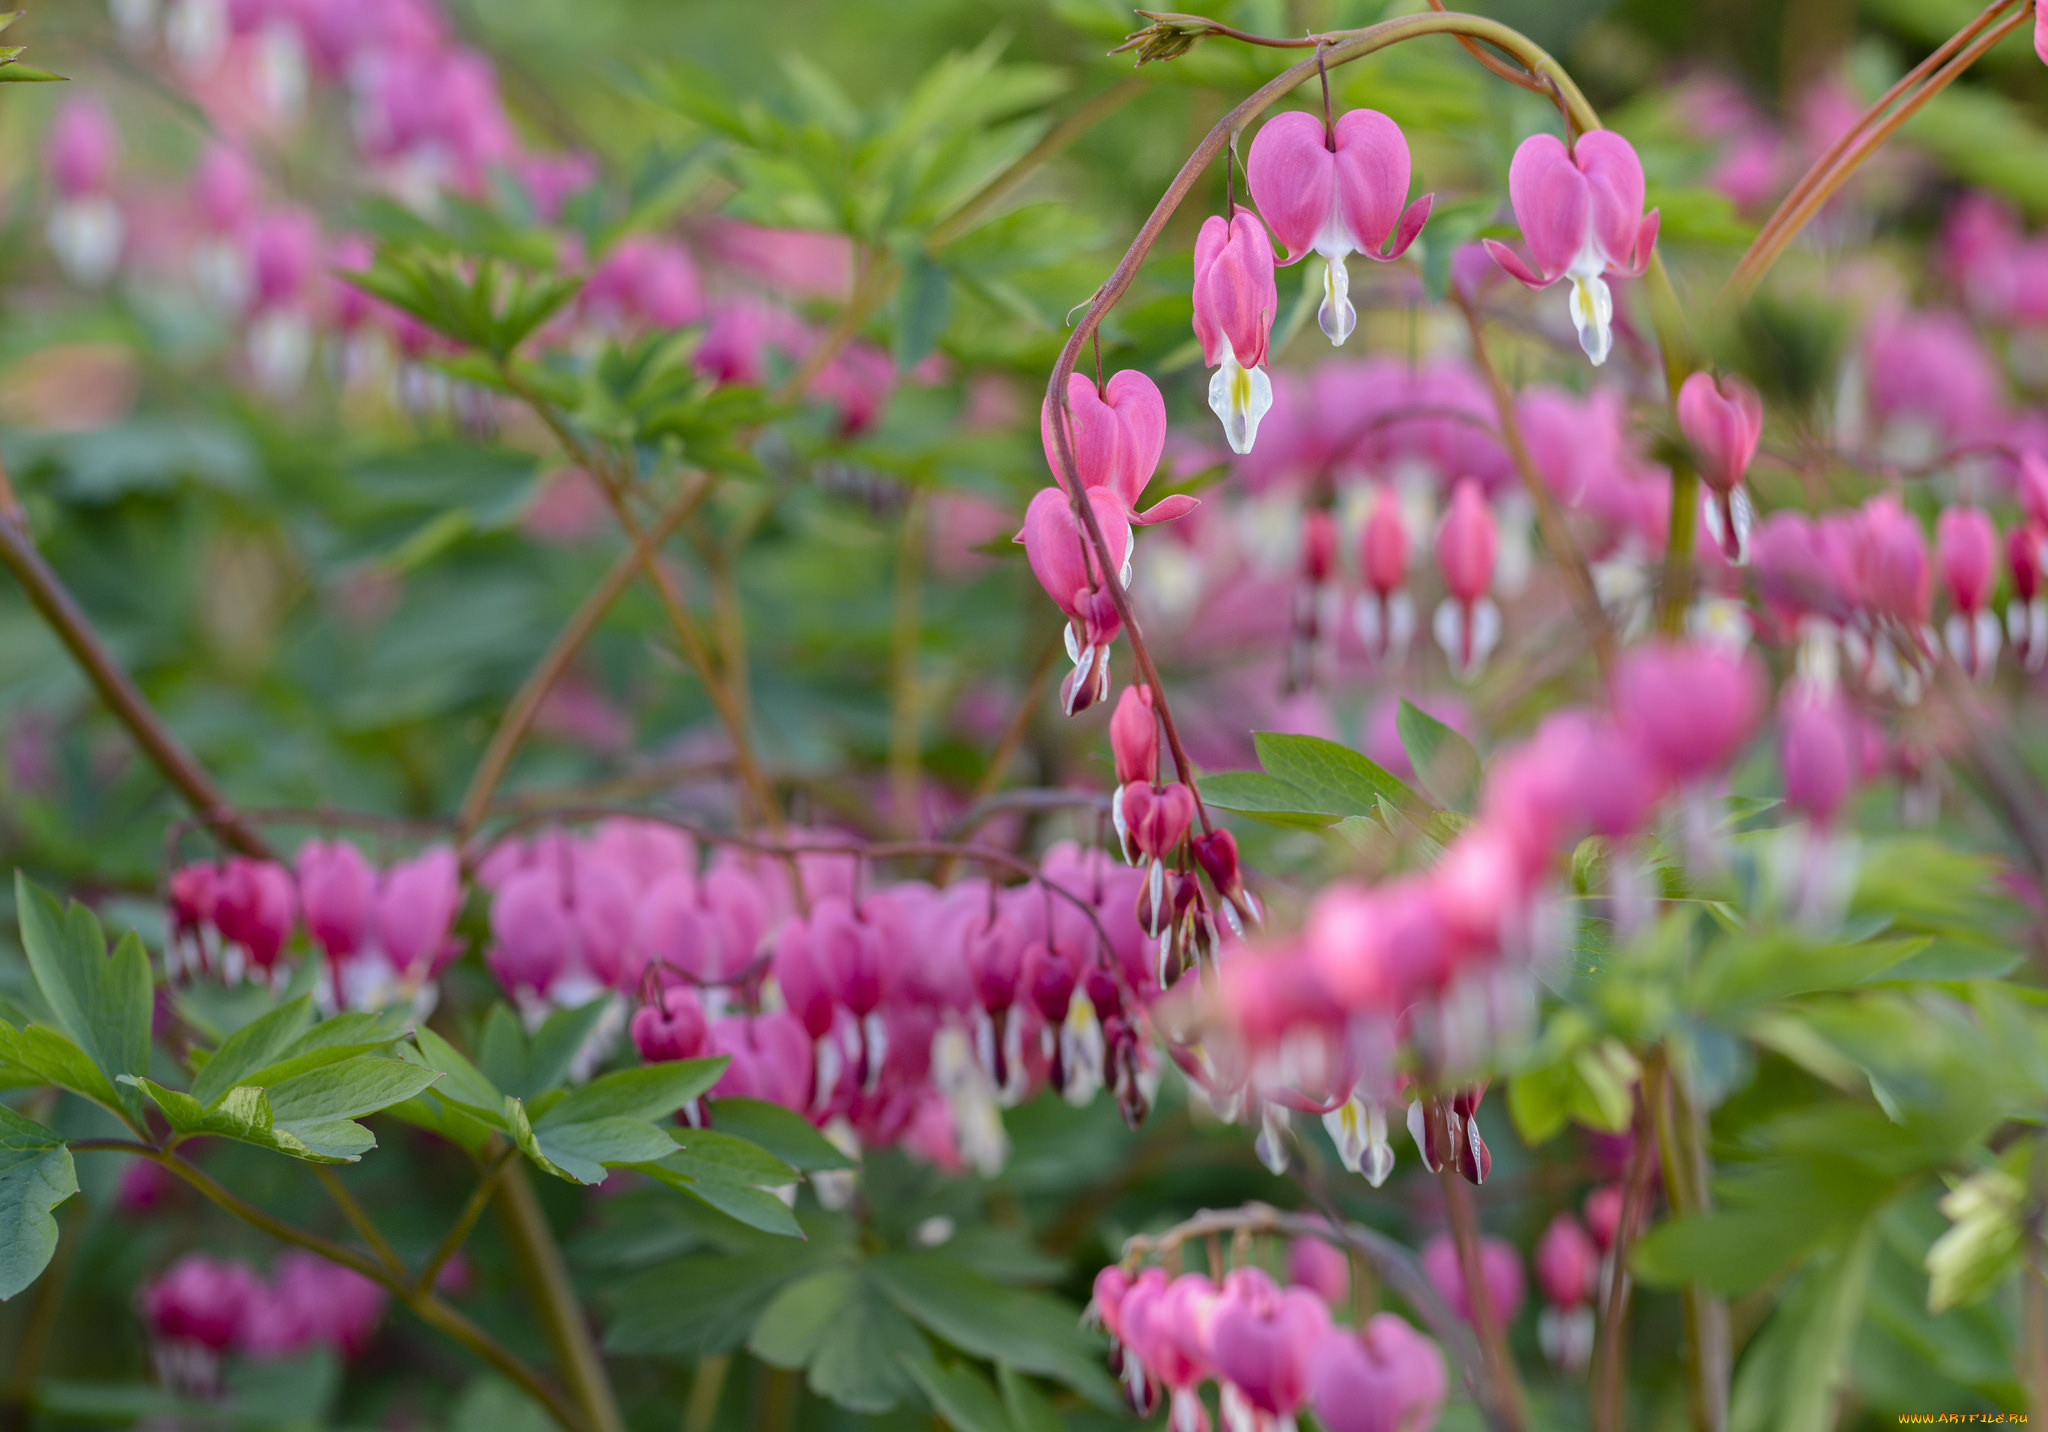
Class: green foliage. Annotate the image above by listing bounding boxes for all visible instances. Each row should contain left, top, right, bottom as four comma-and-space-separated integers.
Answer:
7, 874, 152, 1121
1201, 730, 1428, 828
0, 1105, 75, 1300
345, 246, 580, 361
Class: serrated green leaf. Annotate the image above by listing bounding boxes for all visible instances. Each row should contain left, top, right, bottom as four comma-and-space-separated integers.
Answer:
1255, 731, 1424, 815
515, 998, 612, 1101
15, 876, 151, 1118
806, 1277, 926, 1413
870, 1252, 1114, 1405
604, 1245, 822, 1356
0, 1105, 76, 1300
0, 1022, 126, 1114
191, 998, 316, 1108
412, 1027, 505, 1115
537, 1058, 727, 1128
1395, 700, 1482, 813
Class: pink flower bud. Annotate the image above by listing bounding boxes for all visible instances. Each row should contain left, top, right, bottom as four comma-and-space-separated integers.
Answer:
1584, 1183, 1625, 1249
295, 839, 374, 962
1859, 494, 1932, 627
1306, 1314, 1448, 1432
1611, 640, 1765, 785
1246, 107, 1432, 344
372, 846, 460, 979
708, 1011, 812, 1110
48, 99, 119, 199
1024, 940, 1078, 1023
1192, 827, 1256, 933
1419, 1233, 1525, 1328
244, 207, 320, 313
630, 984, 708, 1063
1207, 1268, 1329, 1416
1534, 1214, 1600, 1308
487, 866, 573, 996
169, 862, 220, 939
1360, 493, 1408, 596
194, 142, 258, 234
1301, 508, 1338, 585
2010, 522, 2045, 603
1110, 684, 1159, 787
1123, 781, 1195, 862
1485, 131, 1659, 365
1676, 371, 1763, 495
1020, 485, 1130, 629
1287, 1236, 1349, 1306
214, 857, 296, 971
1192, 210, 1278, 453
1937, 504, 1998, 614
1042, 371, 1193, 526
1435, 479, 1498, 603
143, 1256, 262, 1351
260, 1251, 386, 1358
770, 915, 836, 1038
1780, 692, 1857, 826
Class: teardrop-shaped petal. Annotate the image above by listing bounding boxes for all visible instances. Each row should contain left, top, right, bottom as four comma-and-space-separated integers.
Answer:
1041, 368, 1167, 512
1330, 108, 1413, 255
1574, 129, 1647, 269
1022, 486, 1131, 619
1506, 133, 1589, 281
1208, 344, 1274, 455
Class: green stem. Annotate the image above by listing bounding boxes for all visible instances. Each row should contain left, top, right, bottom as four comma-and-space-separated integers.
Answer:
495, 1160, 625, 1432
682, 1354, 731, 1432
315, 1165, 406, 1276
415, 1140, 517, 1298
67, 1140, 587, 1432
1652, 1058, 1729, 1432
1, 1199, 81, 1432
889, 492, 928, 837
1433, 1101, 1529, 1432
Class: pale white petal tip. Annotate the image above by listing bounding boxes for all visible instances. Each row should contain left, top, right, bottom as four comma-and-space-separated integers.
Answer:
1208, 350, 1273, 456
1318, 256, 1355, 346
1568, 273, 1614, 367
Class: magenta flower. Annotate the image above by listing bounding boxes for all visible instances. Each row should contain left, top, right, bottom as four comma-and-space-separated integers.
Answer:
1937, 503, 2001, 681
142, 1255, 263, 1355
1020, 485, 1134, 714
372, 845, 460, 981
1042, 371, 1194, 525
1206, 1267, 1330, 1424
1432, 478, 1501, 678
1246, 108, 1432, 345
1678, 370, 1764, 563
213, 857, 296, 974
1192, 210, 1279, 453
1780, 690, 1857, 827
1110, 683, 1159, 788
631, 983, 710, 1063
1611, 641, 1765, 785
1306, 1314, 1448, 1432
1355, 491, 1414, 664
1419, 1233, 1526, 1328
1286, 1236, 1350, 1306
296, 839, 374, 965
1485, 131, 1660, 366
2008, 520, 2048, 673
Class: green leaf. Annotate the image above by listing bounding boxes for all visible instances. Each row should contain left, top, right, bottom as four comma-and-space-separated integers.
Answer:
1201, 732, 1424, 826
0, 1106, 76, 1300
537, 1059, 727, 1127
1729, 1218, 1879, 1432
997, 1366, 1062, 1432
903, 1353, 1016, 1432
675, 1177, 806, 1237
806, 1277, 928, 1413
604, 1245, 822, 1356
1691, 933, 1928, 1012
536, 1117, 678, 1175
895, 251, 952, 369
666, 1128, 799, 1185
521, 999, 614, 1099
15, 875, 151, 1118
749, 1267, 857, 1368
0, 1022, 126, 1115
411, 1027, 507, 1117
190, 998, 316, 1108
870, 1252, 1114, 1404
127, 1056, 438, 1165
708, 1098, 856, 1171
1395, 700, 1482, 813
265, 1057, 442, 1124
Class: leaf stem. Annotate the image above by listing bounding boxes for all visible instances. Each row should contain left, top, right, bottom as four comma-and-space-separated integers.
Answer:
494, 1158, 625, 1432
0, 516, 269, 858
1652, 1057, 1730, 1432
456, 473, 717, 840
889, 492, 928, 837
1431, 1100, 1529, 1432
415, 1139, 518, 1298
315, 1165, 407, 1276
1590, 1057, 1662, 1432
66, 1139, 589, 1432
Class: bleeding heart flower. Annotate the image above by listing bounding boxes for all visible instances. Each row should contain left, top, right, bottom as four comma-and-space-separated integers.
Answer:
1485, 130, 1660, 366
1246, 108, 1433, 345
1042, 370, 1195, 525
1019, 485, 1134, 715
1678, 370, 1764, 564
1433, 479, 1501, 678
1193, 209, 1279, 454
1938, 503, 2001, 681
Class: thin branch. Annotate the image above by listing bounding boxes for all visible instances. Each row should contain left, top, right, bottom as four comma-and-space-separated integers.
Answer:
494, 1160, 625, 1432
67, 1140, 588, 1432
416, 1140, 518, 1298
890, 492, 929, 837
1590, 1063, 1662, 1432
0, 517, 270, 858
455, 474, 716, 838
1653, 1062, 1729, 1432
315, 1165, 407, 1277
1432, 1101, 1529, 1432
1725, 1, 2028, 301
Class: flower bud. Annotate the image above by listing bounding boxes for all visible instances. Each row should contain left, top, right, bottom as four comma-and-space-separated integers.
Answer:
1109, 684, 1158, 788
296, 840, 374, 963
1676, 370, 1763, 496
631, 984, 709, 1063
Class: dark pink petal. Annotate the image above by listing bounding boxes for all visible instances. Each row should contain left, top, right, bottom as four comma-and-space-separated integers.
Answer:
1246, 109, 1337, 261
1506, 132, 1588, 280
1331, 108, 1412, 253
1482, 237, 1548, 289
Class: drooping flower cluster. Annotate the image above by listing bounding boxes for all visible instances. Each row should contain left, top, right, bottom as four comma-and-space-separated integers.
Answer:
1091, 1246, 1448, 1432
1200, 641, 1764, 1182
141, 1250, 387, 1392
166, 818, 1182, 1175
